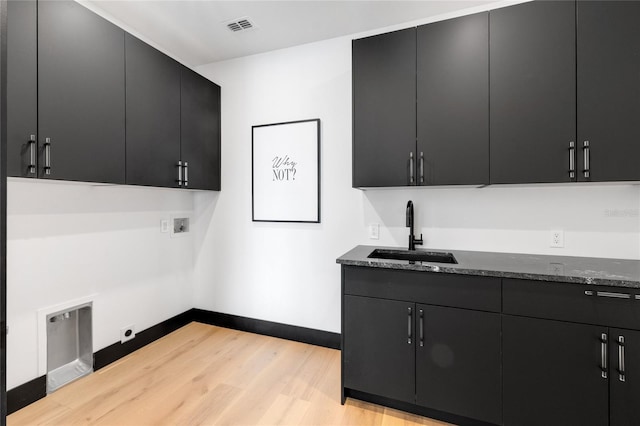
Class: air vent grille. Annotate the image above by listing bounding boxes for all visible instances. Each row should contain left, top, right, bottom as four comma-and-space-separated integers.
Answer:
226, 17, 255, 33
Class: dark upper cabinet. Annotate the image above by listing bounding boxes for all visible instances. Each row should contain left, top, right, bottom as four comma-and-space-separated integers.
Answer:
503, 315, 608, 426
489, 0, 576, 184
7, 0, 38, 178
38, 0, 125, 183
577, 1, 640, 182
180, 67, 221, 190
610, 328, 640, 426
343, 295, 415, 403
125, 33, 181, 188
415, 305, 501, 425
352, 28, 416, 187
416, 13, 489, 186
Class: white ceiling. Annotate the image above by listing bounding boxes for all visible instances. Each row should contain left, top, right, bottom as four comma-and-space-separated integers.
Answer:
86, 0, 497, 67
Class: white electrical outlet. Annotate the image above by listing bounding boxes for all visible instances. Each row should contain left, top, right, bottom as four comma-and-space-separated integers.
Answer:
120, 325, 136, 343
160, 219, 169, 233
369, 223, 379, 240
550, 230, 564, 248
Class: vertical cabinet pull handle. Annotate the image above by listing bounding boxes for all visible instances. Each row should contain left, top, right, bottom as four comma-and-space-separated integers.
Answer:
176, 160, 183, 186
419, 152, 424, 184
407, 307, 412, 345
183, 162, 188, 187
28, 134, 36, 174
583, 141, 590, 179
409, 152, 414, 184
43, 137, 52, 175
601, 333, 608, 379
569, 141, 575, 179
618, 336, 626, 382
419, 309, 424, 347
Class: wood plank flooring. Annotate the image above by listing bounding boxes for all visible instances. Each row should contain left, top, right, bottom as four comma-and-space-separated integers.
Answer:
8, 322, 450, 425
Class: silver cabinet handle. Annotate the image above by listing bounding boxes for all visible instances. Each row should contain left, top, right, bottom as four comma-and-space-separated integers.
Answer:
597, 291, 631, 299
407, 307, 412, 345
585, 290, 631, 299
176, 160, 183, 186
43, 137, 52, 175
569, 141, 575, 179
419, 309, 424, 347
601, 333, 608, 379
419, 152, 424, 184
183, 162, 188, 187
618, 335, 626, 382
583, 141, 590, 178
28, 134, 36, 174
409, 152, 414, 184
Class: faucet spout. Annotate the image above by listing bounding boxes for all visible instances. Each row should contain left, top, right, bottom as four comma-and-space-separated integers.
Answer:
406, 200, 423, 251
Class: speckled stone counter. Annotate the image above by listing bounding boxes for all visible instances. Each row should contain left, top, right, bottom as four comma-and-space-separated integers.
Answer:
337, 245, 640, 289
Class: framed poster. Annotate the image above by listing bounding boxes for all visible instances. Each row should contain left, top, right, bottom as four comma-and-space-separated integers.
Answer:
252, 119, 320, 223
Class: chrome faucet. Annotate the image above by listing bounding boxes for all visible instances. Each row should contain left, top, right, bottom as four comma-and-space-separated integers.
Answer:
406, 200, 423, 251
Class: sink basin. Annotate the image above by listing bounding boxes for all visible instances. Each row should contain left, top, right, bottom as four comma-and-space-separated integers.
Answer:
368, 248, 458, 264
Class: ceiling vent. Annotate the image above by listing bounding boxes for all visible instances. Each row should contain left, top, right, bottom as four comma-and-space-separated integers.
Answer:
226, 17, 255, 33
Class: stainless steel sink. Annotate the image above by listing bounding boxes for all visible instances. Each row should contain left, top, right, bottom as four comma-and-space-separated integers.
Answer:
368, 248, 458, 264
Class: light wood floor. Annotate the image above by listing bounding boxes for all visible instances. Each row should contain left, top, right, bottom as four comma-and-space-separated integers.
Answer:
8, 322, 450, 425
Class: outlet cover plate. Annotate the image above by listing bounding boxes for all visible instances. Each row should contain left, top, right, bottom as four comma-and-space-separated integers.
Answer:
369, 223, 379, 240
120, 325, 136, 344
550, 230, 564, 248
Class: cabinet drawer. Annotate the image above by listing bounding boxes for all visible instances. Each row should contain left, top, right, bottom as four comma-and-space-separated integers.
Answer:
343, 266, 500, 312
503, 278, 640, 329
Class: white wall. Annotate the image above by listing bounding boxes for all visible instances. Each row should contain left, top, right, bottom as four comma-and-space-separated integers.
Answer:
195, 26, 640, 335
193, 36, 361, 334
7, 179, 195, 389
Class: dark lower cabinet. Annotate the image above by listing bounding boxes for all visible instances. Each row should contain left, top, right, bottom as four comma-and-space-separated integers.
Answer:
38, 0, 125, 183
503, 315, 608, 426
489, 0, 576, 184
576, 1, 640, 182
180, 67, 221, 190
343, 295, 415, 403
6, 0, 37, 178
609, 328, 640, 426
416, 305, 501, 425
342, 267, 502, 424
125, 33, 181, 188
352, 28, 416, 187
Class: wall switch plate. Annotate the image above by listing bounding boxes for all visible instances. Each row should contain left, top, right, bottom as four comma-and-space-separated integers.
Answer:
160, 219, 169, 233
120, 325, 135, 344
550, 230, 564, 248
369, 223, 379, 240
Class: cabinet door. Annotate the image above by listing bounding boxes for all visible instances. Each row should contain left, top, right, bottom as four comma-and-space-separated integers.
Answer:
490, 1, 576, 184
610, 328, 640, 426
343, 295, 415, 403
416, 13, 489, 186
503, 316, 608, 426
416, 305, 501, 425
352, 28, 416, 187
125, 34, 181, 188
38, 0, 125, 183
180, 67, 221, 190
577, 1, 640, 182
7, 0, 37, 178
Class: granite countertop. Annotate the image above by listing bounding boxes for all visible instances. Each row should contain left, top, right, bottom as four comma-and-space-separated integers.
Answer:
337, 245, 640, 289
